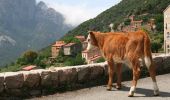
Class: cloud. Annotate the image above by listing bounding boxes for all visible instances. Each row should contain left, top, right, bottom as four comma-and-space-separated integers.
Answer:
37, 0, 121, 26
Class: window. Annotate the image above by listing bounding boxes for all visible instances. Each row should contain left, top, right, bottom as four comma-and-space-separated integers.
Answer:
167, 45, 170, 48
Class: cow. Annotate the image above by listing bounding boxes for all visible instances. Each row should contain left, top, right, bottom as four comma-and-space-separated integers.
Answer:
86, 30, 159, 97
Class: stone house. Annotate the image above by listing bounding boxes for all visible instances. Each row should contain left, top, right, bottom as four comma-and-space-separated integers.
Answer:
75, 36, 86, 43
82, 47, 102, 64
63, 42, 81, 56
51, 41, 65, 58
164, 5, 170, 53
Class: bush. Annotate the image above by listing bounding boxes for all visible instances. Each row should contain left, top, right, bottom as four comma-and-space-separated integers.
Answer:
96, 57, 105, 63
17, 50, 38, 65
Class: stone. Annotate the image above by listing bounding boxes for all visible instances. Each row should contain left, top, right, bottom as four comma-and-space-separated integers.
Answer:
22, 71, 41, 88
163, 56, 170, 69
51, 70, 59, 88
41, 70, 52, 87
77, 65, 91, 83
0, 73, 4, 93
153, 56, 163, 71
4, 72, 24, 89
58, 67, 77, 85
89, 65, 104, 80
29, 90, 41, 96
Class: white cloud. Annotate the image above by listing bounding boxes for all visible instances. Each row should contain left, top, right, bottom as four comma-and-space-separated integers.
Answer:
37, 0, 121, 26
44, 2, 100, 26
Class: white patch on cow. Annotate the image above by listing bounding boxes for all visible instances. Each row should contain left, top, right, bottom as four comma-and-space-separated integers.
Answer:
123, 58, 133, 68
139, 58, 144, 67
153, 82, 159, 95
129, 86, 136, 96
86, 34, 94, 51
113, 56, 123, 63
144, 56, 151, 69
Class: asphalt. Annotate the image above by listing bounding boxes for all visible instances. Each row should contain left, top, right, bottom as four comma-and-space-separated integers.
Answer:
30, 73, 170, 100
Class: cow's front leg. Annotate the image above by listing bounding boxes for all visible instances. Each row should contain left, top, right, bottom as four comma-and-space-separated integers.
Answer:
116, 63, 122, 90
107, 61, 115, 91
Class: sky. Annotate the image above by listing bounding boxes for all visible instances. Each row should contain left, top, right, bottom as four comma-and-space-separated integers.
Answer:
36, 0, 122, 26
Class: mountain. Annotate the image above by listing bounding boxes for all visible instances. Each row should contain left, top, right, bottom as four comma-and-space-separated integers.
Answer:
0, 0, 73, 66
64, 0, 169, 37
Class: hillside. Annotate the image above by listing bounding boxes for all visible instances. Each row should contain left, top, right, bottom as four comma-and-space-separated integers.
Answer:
64, 0, 169, 37
0, 0, 73, 66
39, 0, 168, 59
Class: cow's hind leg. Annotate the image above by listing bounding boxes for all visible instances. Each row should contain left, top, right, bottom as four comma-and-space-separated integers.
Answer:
116, 63, 122, 89
128, 64, 141, 97
148, 62, 159, 96
107, 61, 115, 91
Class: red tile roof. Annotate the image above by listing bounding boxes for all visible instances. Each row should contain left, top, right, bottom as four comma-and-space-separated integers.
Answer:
75, 36, 86, 42
64, 43, 76, 47
52, 41, 65, 47
22, 65, 37, 71
90, 55, 102, 61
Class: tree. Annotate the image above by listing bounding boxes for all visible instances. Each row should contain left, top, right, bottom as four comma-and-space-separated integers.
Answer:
96, 57, 105, 63
124, 18, 131, 25
17, 50, 38, 65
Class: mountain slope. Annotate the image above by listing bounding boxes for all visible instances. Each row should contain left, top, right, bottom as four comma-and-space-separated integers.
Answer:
0, 0, 73, 66
64, 0, 169, 37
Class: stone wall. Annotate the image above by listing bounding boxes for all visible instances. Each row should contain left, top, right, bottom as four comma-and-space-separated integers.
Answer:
0, 56, 170, 98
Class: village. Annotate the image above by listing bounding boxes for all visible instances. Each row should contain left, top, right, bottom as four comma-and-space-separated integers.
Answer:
50, 15, 157, 65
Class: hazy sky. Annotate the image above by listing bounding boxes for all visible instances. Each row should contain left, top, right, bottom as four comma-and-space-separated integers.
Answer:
36, 0, 122, 26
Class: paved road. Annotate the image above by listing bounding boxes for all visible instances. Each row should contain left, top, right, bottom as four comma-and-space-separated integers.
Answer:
31, 74, 170, 100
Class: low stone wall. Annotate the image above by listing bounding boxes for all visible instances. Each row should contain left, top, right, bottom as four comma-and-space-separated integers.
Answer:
0, 56, 170, 98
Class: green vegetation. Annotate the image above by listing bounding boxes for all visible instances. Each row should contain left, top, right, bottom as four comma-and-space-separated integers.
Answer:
0, 50, 49, 72
1, 0, 168, 72
96, 57, 106, 63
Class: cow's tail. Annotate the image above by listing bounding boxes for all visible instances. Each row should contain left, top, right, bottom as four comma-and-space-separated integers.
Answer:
143, 30, 152, 69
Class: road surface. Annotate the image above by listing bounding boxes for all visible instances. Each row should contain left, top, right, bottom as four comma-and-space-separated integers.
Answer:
30, 74, 170, 100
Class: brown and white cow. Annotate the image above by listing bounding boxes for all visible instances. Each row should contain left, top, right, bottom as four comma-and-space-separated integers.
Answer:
86, 30, 159, 97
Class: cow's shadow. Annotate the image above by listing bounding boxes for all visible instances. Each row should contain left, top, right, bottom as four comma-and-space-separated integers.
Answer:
119, 85, 170, 97
104, 84, 170, 97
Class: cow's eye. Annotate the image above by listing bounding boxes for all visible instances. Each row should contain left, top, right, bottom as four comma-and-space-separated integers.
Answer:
87, 39, 90, 42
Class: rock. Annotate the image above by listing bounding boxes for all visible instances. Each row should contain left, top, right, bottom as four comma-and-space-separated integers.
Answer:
4, 72, 24, 89
51, 70, 59, 88
22, 71, 41, 88
29, 90, 41, 96
58, 67, 77, 85
6, 89, 23, 96
41, 70, 52, 87
0, 73, 4, 93
77, 65, 91, 83
163, 56, 170, 69
89, 65, 104, 80
153, 56, 163, 71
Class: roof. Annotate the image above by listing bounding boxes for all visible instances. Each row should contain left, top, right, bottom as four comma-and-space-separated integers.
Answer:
82, 49, 89, 53
22, 65, 37, 71
164, 5, 170, 12
52, 41, 65, 47
90, 55, 102, 61
64, 43, 76, 47
75, 35, 86, 42
131, 20, 143, 23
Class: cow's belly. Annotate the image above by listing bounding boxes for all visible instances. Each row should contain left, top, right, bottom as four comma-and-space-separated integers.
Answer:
113, 56, 124, 63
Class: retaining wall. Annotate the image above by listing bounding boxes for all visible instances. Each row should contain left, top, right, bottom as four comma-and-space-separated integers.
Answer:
0, 55, 170, 98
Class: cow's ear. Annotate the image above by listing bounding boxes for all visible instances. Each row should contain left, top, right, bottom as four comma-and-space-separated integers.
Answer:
88, 31, 98, 46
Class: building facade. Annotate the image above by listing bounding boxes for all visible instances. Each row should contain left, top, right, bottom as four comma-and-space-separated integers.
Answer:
164, 5, 170, 53
82, 47, 102, 64
51, 41, 65, 58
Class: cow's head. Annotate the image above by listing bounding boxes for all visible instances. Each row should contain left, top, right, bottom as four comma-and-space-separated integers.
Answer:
86, 31, 98, 51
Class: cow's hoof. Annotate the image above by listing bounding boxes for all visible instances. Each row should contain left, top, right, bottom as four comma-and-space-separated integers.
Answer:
128, 94, 134, 97
115, 85, 122, 90
106, 87, 112, 91
154, 94, 159, 96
